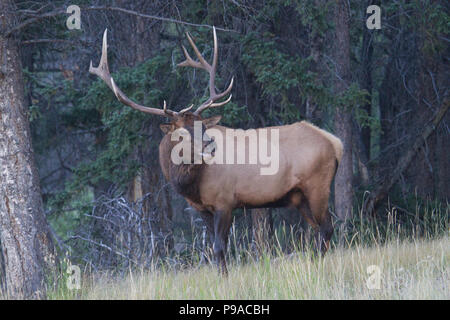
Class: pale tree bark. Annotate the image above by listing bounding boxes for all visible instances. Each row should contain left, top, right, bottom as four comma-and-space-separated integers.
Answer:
0, 240, 5, 292
0, 0, 56, 299
333, 0, 353, 234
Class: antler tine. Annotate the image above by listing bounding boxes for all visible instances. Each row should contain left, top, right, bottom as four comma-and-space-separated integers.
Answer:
89, 29, 112, 88
214, 76, 234, 100
210, 94, 232, 108
195, 94, 233, 115
194, 77, 234, 115
210, 26, 218, 96
178, 104, 194, 114
89, 29, 178, 118
178, 26, 233, 116
163, 100, 170, 115
185, 32, 212, 71
177, 45, 203, 69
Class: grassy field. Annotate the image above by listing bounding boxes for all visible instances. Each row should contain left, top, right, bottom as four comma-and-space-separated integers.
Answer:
53, 234, 449, 300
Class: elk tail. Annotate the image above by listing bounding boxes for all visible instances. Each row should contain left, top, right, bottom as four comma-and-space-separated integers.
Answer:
332, 136, 343, 165
300, 121, 343, 164
318, 128, 343, 165
331, 137, 343, 177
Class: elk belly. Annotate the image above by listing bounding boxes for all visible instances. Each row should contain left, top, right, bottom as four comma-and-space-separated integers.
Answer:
237, 188, 304, 209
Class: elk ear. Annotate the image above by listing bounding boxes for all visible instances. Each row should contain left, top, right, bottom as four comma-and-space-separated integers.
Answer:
203, 115, 222, 128
160, 123, 174, 134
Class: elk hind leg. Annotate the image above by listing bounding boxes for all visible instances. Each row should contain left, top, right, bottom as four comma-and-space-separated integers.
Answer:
296, 200, 318, 251
315, 211, 333, 255
305, 189, 334, 256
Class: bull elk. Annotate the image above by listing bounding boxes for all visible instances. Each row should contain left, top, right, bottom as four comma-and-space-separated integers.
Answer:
89, 28, 343, 275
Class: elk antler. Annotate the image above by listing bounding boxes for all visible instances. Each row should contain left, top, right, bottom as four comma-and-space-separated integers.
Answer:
178, 26, 234, 115
89, 29, 187, 118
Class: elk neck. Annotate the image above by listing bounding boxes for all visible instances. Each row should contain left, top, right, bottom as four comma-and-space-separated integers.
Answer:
168, 160, 204, 204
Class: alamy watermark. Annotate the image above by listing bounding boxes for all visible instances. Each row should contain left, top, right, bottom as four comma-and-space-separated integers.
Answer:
170, 121, 280, 176
366, 5, 381, 30
366, 265, 382, 290
66, 264, 81, 290
66, 4, 381, 31
66, 5, 81, 30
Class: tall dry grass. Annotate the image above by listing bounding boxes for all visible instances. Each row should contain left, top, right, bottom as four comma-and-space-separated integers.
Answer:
41, 200, 450, 299
49, 234, 448, 300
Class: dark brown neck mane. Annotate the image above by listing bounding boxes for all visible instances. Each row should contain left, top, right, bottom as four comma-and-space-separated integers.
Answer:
168, 162, 204, 204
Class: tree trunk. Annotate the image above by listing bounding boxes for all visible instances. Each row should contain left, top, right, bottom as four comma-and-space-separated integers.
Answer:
360, 0, 376, 160
333, 0, 353, 233
355, 1, 375, 186
0, 0, 56, 299
306, 0, 326, 122
0, 239, 5, 292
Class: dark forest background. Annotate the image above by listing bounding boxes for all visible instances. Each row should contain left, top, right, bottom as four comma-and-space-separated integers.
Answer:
0, 0, 448, 297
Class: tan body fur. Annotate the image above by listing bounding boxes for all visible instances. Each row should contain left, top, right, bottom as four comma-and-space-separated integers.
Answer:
159, 120, 343, 270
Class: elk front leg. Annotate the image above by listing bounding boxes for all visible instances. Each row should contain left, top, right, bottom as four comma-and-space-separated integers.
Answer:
213, 210, 232, 275
199, 211, 215, 246
199, 211, 215, 264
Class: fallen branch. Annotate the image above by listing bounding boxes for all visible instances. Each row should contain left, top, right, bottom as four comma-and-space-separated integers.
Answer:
364, 98, 450, 215
68, 235, 137, 265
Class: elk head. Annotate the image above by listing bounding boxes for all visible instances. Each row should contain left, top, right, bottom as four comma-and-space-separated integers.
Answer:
89, 28, 233, 165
